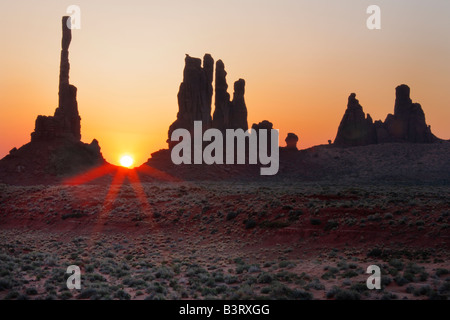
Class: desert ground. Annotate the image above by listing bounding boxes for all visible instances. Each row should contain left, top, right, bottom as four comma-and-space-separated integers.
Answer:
0, 180, 448, 300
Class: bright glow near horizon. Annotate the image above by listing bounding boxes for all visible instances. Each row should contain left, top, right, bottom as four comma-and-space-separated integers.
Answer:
0, 0, 449, 166
119, 155, 134, 168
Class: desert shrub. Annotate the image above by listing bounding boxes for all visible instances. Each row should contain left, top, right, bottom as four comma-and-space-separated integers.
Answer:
389, 259, 404, 271
350, 283, 368, 293
268, 282, 293, 299
25, 287, 38, 296
248, 265, 260, 273
394, 276, 410, 286
235, 264, 248, 274
259, 221, 290, 229
405, 263, 424, 276
344, 217, 357, 226
292, 289, 313, 300
104, 251, 115, 258
288, 210, 303, 221
0, 278, 13, 291
257, 273, 274, 284
260, 287, 271, 294
310, 218, 322, 226
321, 267, 339, 280
279, 260, 295, 268
21, 264, 35, 271
4, 290, 20, 300
413, 285, 432, 297
201, 287, 216, 297
342, 270, 358, 278
213, 272, 224, 283
224, 275, 238, 284
384, 213, 394, 220
335, 289, 360, 300
305, 279, 325, 290
77, 288, 98, 299
367, 213, 381, 222
438, 281, 450, 295
326, 286, 360, 300
435, 268, 449, 277
17, 294, 30, 300
326, 286, 339, 298
59, 291, 73, 300
418, 272, 429, 282
381, 276, 392, 287
337, 261, 348, 270
61, 210, 87, 220
275, 271, 297, 282
85, 265, 94, 273
405, 285, 415, 294
381, 292, 398, 300
154, 266, 174, 279
324, 220, 339, 231
114, 289, 131, 300
123, 277, 147, 289
146, 282, 167, 295
153, 212, 161, 219
88, 273, 106, 282
367, 248, 382, 257
245, 219, 257, 229
226, 211, 239, 221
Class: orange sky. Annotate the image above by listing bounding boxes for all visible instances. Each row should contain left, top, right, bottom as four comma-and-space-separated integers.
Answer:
1, 0, 449, 166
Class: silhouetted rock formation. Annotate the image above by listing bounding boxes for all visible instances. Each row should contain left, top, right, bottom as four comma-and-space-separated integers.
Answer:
212, 59, 248, 132
230, 79, 248, 131
212, 60, 231, 131
383, 84, 435, 143
251, 120, 274, 153
334, 85, 437, 147
334, 93, 376, 146
168, 54, 214, 146
251, 120, 273, 132
284, 133, 299, 150
32, 17, 81, 142
168, 55, 249, 147
0, 16, 104, 182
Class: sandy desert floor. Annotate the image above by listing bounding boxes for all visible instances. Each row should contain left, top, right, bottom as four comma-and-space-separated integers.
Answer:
0, 181, 448, 300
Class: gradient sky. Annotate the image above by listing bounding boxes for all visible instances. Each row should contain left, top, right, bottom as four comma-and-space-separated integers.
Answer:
1, 0, 449, 166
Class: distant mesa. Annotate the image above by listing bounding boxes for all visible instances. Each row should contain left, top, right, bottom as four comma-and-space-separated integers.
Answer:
0, 16, 105, 182
334, 85, 438, 147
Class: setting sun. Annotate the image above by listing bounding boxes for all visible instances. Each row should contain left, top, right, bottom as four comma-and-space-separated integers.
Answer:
119, 155, 134, 168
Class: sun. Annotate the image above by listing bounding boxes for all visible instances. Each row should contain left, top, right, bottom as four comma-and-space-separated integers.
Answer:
119, 155, 134, 168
